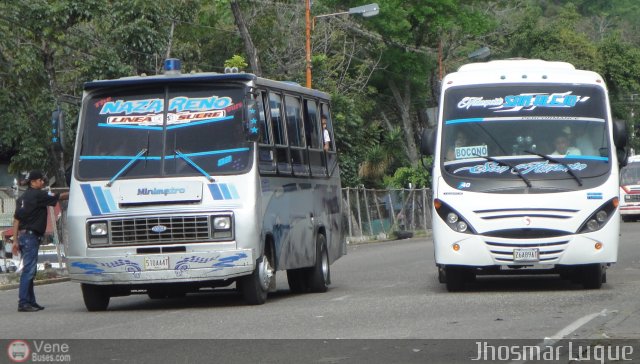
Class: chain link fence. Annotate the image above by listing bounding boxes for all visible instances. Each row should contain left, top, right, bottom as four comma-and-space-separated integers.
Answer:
1, 186, 433, 271
342, 187, 433, 243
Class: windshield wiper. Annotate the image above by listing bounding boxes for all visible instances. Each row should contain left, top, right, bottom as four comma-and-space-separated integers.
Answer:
175, 149, 215, 182
524, 150, 583, 186
473, 153, 532, 188
106, 148, 148, 187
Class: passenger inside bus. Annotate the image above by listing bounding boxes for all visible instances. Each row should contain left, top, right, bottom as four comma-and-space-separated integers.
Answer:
446, 130, 469, 160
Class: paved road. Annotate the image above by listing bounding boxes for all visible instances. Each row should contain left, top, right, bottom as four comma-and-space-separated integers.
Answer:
1, 222, 639, 363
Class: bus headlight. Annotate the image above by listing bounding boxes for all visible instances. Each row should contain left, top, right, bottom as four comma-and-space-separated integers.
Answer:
577, 198, 617, 233
90, 222, 108, 236
212, 215, 233, 239
88, 221, 109, 246
434, 199, 476, 234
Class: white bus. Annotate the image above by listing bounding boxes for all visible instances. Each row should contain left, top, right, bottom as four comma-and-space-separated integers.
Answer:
66, 59, 345, 310
421, 59, 628, 291
619, 154, 640, 221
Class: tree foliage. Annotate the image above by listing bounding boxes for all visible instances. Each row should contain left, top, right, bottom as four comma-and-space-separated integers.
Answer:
0, 0, 639, 186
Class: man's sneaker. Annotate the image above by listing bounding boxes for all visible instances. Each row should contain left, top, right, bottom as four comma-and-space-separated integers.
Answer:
32, 303, 45, 310
18, 305, 39, 312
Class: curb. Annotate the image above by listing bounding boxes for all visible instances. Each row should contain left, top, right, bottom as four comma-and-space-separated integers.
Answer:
0, 277, 70, 291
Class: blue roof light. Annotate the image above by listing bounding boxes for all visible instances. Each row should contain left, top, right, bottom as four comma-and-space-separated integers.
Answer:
164, 58, 181, 75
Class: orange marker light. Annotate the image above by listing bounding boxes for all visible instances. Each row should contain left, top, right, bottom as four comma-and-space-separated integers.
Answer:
434, 199, 442, 210
595, 242, 603, 250
612, 197, 619, 208
452, 243, 460, 251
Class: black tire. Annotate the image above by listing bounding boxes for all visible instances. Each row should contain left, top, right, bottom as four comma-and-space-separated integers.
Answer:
81, 283, 110, 311
240, 251, 274, 305
287, 268, 309, 293
437, 266, 446, 284
308, 234, 330, 293
444, 266, 466, 292
582, 264, 604, 289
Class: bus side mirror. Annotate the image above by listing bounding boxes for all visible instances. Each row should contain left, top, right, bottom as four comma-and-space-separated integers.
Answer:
51, 109, 64, 151
420, 128, 437, 156
244, 98, 260, 142
613, 120, 628, 148
617, 148, 628, 168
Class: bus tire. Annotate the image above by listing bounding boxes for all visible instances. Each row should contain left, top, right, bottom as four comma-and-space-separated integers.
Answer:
582, 264, 604, 289
81, 283, 110, 311
445, 266, 466, 292
240, 253, 274, 305
307, 234, 330, 293
287, 268, 309, 293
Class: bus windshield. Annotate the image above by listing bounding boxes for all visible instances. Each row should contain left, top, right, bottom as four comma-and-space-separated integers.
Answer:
77, 84, 252, 180
620, 161, 640, 186
441, 84, 611, 186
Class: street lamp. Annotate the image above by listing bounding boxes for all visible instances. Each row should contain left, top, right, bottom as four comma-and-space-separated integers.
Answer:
305, 2, 379, 88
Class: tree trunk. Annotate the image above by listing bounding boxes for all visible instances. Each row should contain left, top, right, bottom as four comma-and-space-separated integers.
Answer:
388, 79, 419, 166
230, 1, 262, 76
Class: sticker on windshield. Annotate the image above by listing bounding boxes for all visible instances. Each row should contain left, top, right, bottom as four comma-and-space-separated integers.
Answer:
455, 145, 488, 160
457, 91, 590, 112
98, 95, 235, 127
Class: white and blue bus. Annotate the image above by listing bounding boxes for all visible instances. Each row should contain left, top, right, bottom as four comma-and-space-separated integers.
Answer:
67, 59, 345, 310
421, 59, 628, 291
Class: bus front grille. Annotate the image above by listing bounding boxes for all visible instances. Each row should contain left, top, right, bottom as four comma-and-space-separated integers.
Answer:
485, 240, 569, 264
110, 215, 211, 244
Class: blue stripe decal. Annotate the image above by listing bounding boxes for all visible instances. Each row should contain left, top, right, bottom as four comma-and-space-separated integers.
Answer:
80, 184, 102, 216
164, 148, 250, 159
219, 184, 232, 199
166, 116, 234, 130
98, 123, 162, 131
564, 155, 609, 162
92, 186, 111, 213
228, 184, 239, 199
445, 118, 484, 125
208, 184, 223, 200
79, 155, 162, 161
103, 189, 118, 211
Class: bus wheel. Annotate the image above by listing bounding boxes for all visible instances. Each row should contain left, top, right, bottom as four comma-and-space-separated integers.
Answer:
444, 266, 466, 292
287, 268, 309, 293
308, 234, 330, 293
240, 253, 274, 305
81, 283, 110, 311
582, 264, 604, 289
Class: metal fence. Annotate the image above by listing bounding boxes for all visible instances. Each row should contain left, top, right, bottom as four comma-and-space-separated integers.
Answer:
342, 187, 433, 242
0, 186, 433, 267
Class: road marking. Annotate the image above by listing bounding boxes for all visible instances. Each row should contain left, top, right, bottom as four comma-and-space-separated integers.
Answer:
505, 309, 609, 364
544, 309, 608, 343
331, 295, 350, 301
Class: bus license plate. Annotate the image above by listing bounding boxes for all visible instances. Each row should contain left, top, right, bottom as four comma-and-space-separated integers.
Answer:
144, 256, 170, 270
513, 248, 539, 262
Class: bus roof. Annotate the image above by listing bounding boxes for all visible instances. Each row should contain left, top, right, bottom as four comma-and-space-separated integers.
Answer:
626, 154, 640, 164
444, 59, 606, 89
83, 72, 331, 99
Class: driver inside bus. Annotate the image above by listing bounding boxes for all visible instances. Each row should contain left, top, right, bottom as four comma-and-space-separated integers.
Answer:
552, 133, 581, 156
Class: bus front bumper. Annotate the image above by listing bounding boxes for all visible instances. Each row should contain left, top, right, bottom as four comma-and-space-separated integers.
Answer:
68, 249, 254, 284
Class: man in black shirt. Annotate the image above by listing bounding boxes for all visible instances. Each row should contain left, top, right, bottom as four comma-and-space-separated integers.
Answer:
12, 170, 68, 312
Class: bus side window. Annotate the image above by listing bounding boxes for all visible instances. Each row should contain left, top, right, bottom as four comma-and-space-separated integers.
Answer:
320, 103, 337, 175
257, 90, 276, 174
269, 92, 291, 174
285, 95, 310, 176
305, 99, 327, 176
